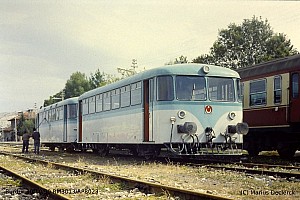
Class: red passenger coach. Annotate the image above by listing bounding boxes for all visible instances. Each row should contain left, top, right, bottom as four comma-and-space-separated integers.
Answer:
237, 54, 300, 158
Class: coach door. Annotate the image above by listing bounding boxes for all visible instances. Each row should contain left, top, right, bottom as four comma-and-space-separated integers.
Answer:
63, 105, 67, 142
143, 79, 154, 142
290, 72, 300, 123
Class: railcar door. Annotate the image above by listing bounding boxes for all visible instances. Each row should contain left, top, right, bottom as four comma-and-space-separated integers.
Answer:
290, 72, 300, 123
78, 100, 83, 142
143, 79, 154, 142
63, 105, 67, 142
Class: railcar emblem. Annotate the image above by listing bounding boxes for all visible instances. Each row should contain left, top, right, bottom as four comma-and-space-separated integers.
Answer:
205, 105, 212, 114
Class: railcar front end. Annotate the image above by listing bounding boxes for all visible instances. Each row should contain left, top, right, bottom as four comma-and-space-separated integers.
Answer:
154, 66, 248, 155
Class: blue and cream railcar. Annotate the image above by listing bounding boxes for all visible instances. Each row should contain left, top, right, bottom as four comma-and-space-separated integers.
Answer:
36, 97, 78, 151
78, 64, 248, 156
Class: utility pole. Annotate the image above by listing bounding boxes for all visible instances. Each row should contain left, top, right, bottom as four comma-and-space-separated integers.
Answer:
14, 116, 17, 142
117, 59, 138, 77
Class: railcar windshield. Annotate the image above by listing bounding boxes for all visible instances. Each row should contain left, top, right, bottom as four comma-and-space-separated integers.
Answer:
208, 77, 235, 102
176, 76, 206, 101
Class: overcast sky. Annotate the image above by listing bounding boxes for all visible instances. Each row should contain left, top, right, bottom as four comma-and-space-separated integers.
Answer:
0, 0, 299, 113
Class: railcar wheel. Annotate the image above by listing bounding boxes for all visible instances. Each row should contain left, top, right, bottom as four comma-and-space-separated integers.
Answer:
96, 147, 109, 157
277, 147, 296, 159
58, 146, 64, 152
49, 146, 55, 152
246, 148, 259, 157
66, 146, 75, 153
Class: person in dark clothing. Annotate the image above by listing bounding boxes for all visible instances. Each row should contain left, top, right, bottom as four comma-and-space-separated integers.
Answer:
22, 132, 30, 153
32, 128, 40, 154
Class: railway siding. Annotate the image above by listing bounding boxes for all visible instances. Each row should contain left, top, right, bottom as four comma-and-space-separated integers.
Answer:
1, 147, 300, 199
0, 152, 232, 200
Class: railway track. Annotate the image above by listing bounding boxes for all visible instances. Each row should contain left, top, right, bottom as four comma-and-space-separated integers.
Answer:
0, 152, 232, 200
2, 143, 300, 179
165, 157, 300, 180
2, 143, 300, 180
0, 165, 70, 200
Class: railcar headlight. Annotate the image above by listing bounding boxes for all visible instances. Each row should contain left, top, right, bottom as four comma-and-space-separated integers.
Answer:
236, 123, 249, 135
178, 110, 186, 119
202, 66, 210, 73
228, 111, 236, 120
227, 123, 248, 135
177, 122, 197, 134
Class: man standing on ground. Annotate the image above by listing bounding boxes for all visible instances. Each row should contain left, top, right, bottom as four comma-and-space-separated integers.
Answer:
22, 131, 30, 153
32, 128, 40, 154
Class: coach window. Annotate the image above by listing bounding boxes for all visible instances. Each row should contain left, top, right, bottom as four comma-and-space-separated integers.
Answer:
96, 94, 103, 112
56, 107, 61, 120
176, 76, 205, 101
89, 96, 96, 114
274, 76, 282, 104
112, 89, 120, 109
39, 112, 44, 123
238, 80, 243, 103
157, 76, 174, 101
103, 91, 111, 111
249, 79, 266, 106
121, 85, 130, 107
82, 98, 89, 115
46, 110, 49, 121
52, 108, 56, 121
59, 106, 64, 120
131, 82, 142, 105
68, 104, 77, 119
292, 73, 299, 98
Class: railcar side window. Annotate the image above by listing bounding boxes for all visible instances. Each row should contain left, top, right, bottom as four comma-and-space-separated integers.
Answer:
89, 96, 96, 114
82, 99, 89, 115
96, 94, 103, 112
292, 73, 299, 98
131, 82, 142, 105
39, 111, 44, 123
112, 89, 120, 109
103, 92, 111, 111
56, 107, 60, 121
121, 85, 130, 107
51, 108, 56, 121
157, 76, 174, 101
58, 106, 63, 120
176, 76, 206, 101
208, 77, 234, 102
68, 104, 77, 119
249, 79, 266, 106
274, 76, 282, 104
46, 110, 49, 121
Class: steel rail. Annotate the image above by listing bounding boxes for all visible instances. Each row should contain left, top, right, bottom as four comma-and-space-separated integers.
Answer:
159, 156, 300, 179
0, 152, 232, 200
204, 165, 300, 179
234, 162, 300, 171
0, 165, 70, 200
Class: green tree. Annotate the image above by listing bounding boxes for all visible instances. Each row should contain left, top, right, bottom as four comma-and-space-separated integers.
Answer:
43, 91, 65, 107
193, 16, 298, 69
64, 72, 90, 99
89, 69, 106, 89
17, 114, 35, 136
165, 55, 189, 65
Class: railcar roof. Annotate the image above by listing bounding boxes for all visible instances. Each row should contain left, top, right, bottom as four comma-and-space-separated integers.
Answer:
38, 97, 79, 112
80, 64, 239, 99
236, 54, 300, 79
